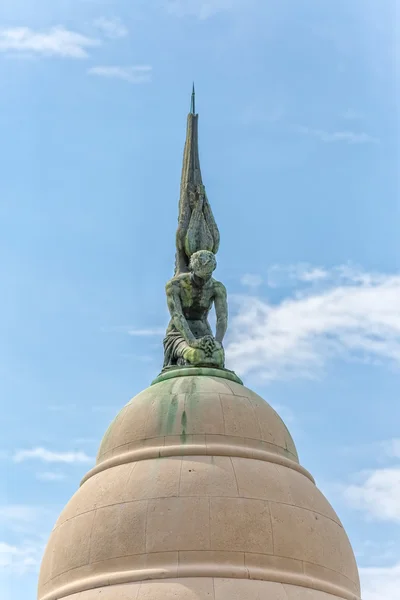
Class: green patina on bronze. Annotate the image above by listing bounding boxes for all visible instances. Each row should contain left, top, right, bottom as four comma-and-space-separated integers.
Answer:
159, 87, 240, 378
151, 366, 243, 387
164, 251, 227, 370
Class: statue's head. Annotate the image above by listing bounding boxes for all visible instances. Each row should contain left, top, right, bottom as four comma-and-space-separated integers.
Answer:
189, 250, 217, 281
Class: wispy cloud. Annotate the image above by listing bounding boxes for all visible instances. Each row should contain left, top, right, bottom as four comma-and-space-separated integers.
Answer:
93, 17, 128, 39
13, 447, 93, 464
240, 274, 263, 289
128, 327, 165, 336
340, 438, 400, 464
0, 27, 100, 59
355, 540, 398, 566
88, 65, 152, 83
36, 472, 66, 482
0, 541, 42, 573
267, 263, 329, 287
383, 439, 400, 459
0, 505, 51, 574
360, 563, 400, 600
343, 466, 400, 523
267, 263, 390, 288
295, 125, 378, 144
226, 265, 400, 380
0, 505, 40, 526
338, 439, 400, 599
166, 0, 235, 20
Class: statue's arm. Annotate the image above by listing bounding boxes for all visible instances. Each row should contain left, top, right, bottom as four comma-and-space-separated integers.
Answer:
166, 280, 196, 345
214, 282, 228, 344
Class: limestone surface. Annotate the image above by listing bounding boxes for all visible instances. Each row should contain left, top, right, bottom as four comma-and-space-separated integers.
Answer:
38, 373, 361, 600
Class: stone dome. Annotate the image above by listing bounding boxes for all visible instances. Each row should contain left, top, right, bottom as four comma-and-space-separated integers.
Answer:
38, 370, 361, 600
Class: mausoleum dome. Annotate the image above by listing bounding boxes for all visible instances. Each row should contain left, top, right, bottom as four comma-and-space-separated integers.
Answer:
38, 370, 361, 600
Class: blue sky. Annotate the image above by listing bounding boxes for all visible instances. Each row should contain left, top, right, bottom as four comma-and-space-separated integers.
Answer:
1, 1, 399, 598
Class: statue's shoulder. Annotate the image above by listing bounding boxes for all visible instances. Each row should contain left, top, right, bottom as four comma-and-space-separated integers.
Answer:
166, 273, 189, 291
212, 279, 227, 296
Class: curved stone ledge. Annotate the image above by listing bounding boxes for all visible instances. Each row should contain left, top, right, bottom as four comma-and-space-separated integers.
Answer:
81, 444, 315, 486
40, 564, 360, 600
151, 367, 243, 386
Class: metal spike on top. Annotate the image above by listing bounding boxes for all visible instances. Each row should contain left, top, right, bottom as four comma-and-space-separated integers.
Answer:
190, 83, 196, 115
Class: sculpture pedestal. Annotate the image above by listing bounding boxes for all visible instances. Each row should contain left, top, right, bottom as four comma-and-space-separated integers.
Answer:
38, 372, 360, 600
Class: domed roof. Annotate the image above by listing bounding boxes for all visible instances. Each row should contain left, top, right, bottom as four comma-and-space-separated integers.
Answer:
38, 371, 361, 600
90, 369, 301, 481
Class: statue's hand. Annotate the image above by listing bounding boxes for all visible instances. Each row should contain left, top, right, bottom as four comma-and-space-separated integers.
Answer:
189, 338, 205, 350
200, 335, 216, 357
189, 336, 216, 356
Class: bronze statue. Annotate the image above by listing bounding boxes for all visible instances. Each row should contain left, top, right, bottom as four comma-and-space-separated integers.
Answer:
164, 250, 227, 369
163, 88, 228, 371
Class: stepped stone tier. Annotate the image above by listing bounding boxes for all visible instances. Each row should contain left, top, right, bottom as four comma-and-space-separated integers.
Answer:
38, 368, 361, 600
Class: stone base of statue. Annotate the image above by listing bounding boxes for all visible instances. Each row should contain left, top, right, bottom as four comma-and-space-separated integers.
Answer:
154, 365, 243, 386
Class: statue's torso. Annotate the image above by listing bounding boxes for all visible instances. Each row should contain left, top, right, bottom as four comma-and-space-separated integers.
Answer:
167, 274, 215, 338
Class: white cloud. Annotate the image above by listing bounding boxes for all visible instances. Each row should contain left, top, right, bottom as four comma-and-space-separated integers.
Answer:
0, 504, 51, 537
0, 27, 100, 58
268, 263, 390, 289
0, 505, 55, 576
13, 447, 93, 464
240, 274, 263, 289
0, 505, 39, 526
298, 267, 329, 282
355, 539, 398, 565
226, 265, 400, 380
267, 264, 329, 287
384, 439, 400, 459
343, 467, 400, 523
166, 0, 234, 20
88, 65, 152, 83
360, 563, 400, 600
128, 327, 165, 336
339, 438, 400, 464
295, 125, 378, 144
0, 541, 41, 573
93, 17, 128, 39
36, 472, 66, 482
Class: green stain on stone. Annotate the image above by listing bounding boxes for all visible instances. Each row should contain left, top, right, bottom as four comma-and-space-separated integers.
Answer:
181, 410, 187, 429
180, 410, 187, 444
166, 395, 179, 435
